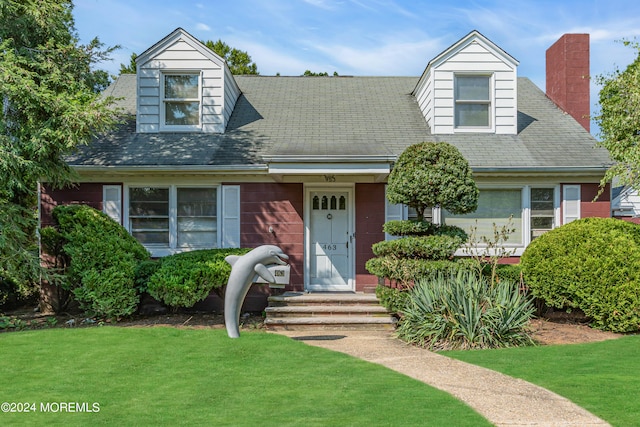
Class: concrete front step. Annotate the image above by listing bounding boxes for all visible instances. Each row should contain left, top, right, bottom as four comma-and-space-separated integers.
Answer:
268, 292, 381, 307
264, 315, 397, 331
265, 292, 397, 331
264, 305, 390, 318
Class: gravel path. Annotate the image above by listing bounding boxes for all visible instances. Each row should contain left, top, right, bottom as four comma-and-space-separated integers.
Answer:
272, 330, 610, 427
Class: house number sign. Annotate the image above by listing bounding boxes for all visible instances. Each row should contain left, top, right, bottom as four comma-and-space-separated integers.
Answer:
321, 244, 338, 250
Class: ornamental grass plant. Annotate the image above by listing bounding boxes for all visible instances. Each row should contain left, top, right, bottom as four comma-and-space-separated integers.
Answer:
397, 270, 535, 350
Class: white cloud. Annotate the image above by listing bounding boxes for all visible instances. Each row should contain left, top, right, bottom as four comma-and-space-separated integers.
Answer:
196, 23, 211, 32
311, 35, 445, 75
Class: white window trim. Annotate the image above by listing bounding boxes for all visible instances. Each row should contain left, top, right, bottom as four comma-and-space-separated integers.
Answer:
453, 73, 495, 133
124, 184, 221, 257
159, 71, 203, 132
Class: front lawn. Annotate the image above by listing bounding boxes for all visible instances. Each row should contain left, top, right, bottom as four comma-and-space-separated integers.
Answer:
0, 327, 490, 426
445, 336, 640, 427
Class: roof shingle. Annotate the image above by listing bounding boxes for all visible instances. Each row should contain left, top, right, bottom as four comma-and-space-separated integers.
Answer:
69, 74, 610, 171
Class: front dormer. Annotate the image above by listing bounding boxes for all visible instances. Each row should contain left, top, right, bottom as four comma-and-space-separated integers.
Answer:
413, 30, 519, 135
135, 28, 240, 133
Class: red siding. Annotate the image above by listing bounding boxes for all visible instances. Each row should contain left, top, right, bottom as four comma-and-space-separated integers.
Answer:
355, 183, 386, 290
580, 182, 610, 218
559, 183, 611, 223
238, 183, 304, 290
40, 183, 119, 227
580, 184, 611, 218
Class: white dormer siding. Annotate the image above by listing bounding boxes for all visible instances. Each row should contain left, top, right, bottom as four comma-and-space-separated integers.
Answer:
413, 31, 519, 135
136, 28, 240, 133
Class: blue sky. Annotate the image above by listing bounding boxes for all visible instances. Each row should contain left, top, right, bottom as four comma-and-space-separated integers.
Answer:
73, 0, 640, 135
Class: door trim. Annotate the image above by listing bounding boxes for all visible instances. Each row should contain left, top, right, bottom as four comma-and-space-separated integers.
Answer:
304, 185, 355, 292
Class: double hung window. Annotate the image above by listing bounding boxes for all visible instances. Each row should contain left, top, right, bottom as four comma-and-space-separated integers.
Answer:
530, 188, 555, 240
454, 75, 491, 128
128, 186, 218, 250
162, 73, 200, 129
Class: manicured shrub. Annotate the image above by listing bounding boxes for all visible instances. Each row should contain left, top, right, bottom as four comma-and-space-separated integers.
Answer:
74, 267, 139, 319
42, 205, 150, 319
147, 248, 250, 309
372, 235, 463, 261
375, 285, 409, 314
386, 142, 479, 218
368, 221, 469, 283
383, 221, 468, 241
479, 263, 523, 285
383, 220, 435, 236
365, 258, 465, 284
397, 270, 535, 350
134, 260, 162, 294
521, 217, 640, 332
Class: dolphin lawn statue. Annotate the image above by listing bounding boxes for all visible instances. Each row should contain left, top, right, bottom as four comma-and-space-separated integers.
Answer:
224, 245, 289, 338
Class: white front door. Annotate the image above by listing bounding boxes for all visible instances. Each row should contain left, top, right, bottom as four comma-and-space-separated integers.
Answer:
307, 189, 353, 291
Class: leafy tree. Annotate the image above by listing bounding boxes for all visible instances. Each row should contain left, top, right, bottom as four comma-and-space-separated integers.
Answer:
0, 0, 119, 304
386, 141, 479, 219
594, 40, 640, 191
302, 70, 339, 76
203, 39, 258, 75
119, 52, 137, 74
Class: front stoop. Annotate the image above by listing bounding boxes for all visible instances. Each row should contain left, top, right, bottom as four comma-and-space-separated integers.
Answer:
264, 292, 397, 331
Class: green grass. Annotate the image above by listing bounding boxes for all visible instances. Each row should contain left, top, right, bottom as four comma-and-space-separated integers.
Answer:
445, 336, 640, 427
0, 327, 490, 426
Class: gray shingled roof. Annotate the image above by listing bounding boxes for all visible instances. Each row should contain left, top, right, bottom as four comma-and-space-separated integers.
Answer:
69, 74, 610, 171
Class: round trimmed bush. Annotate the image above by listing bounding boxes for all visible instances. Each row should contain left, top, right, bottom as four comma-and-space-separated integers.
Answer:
521, 217, 640, 332
147, 248, 250, 309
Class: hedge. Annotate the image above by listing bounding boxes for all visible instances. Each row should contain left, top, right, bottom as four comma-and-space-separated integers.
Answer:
521, 217, 640, 332
146, 248, 250, 309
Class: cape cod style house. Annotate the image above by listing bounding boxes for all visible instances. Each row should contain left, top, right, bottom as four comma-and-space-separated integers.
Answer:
39, 28, 611, 303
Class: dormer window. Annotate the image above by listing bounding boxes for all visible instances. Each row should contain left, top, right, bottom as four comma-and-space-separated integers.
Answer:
454, 74, 492, 129
162, 73, 201, 130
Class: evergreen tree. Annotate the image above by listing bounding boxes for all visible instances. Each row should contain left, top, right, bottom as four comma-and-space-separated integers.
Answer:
0, 0, 119, 304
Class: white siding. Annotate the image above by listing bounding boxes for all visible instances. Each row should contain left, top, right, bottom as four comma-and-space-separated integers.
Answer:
136, 29, 240, 134
413, 33, 518, 135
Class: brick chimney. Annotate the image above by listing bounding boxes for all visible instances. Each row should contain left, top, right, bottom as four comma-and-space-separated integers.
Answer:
546, 33, 590, 132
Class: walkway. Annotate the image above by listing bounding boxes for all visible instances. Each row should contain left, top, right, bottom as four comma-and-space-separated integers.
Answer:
272, 330, 610, 427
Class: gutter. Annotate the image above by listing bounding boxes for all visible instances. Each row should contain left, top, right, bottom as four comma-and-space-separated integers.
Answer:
472, 166, 610, 174
71, 164, 269, 174
262, 155, 398, 163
